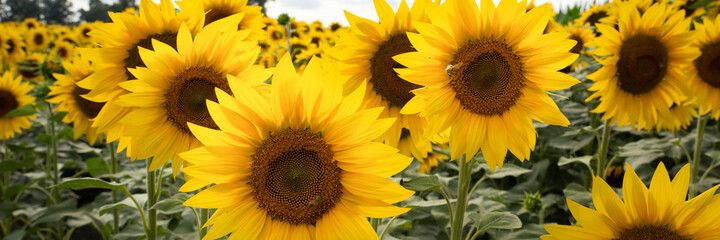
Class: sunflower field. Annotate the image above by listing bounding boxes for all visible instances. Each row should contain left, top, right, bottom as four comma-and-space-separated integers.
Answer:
1, 0, 720, 239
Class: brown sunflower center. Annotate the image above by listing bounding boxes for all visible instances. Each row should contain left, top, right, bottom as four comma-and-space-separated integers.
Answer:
570, 35, 584, 54
6, 39, 15, 53
58, 47, 68, 59
250, 128, 342, 225
124, 32, 178, 79
0, 90, 19, 117
164, 67, 230, 133
204, 8, 234, 26
585, 10, 609, 26
33, 33, 44, 46
369, 33, 421, 108
18, 60, 40, 79
71, 85, 104, 119
694, 41, 720, 88
330, 23, 341, 32
449, 39, 525, 116
617, 34, 668, 95
82, 28, 91, 38
271, 30, 284, 41
615, 225, 689, 240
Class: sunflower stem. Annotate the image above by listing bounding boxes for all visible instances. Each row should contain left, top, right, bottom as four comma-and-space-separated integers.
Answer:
108, 142, 119, 234
199, 208, 209, 237
370, 217, 381, 231
146, 160, 157, 240
46, 104, 64, 238
597, 120, 611, 179
690, 112, 709, 198
450, 155, 472, 240
378, 215, 398, 240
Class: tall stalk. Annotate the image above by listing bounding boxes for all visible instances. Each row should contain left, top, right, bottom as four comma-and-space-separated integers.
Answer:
108, 142, 119, 233
690, 112, 709, 198
450, 156, 473, 240
597, 121, 611, 179
146, 160, 157, 240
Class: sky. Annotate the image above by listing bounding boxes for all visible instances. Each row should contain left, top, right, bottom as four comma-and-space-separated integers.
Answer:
67, 0, 602, 26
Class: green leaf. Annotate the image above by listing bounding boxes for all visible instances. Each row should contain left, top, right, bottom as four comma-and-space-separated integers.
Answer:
403, 196, 455, 208
402, 175, 442, 191
468, 211, 522, 233
49, 111, 68, 123
0, 201, 14, 219
481, 164, 532, 179
563, 183, 592, 206
151, 193, 190, 212
86, 158, 110, 177
98, 200, 134, 216
34, 199, 78, 224
558, 156, 593, 167
2, 104, 36, 118
53, 178, 126, 192
0, 159, 35, 172
707, 151, 720, 168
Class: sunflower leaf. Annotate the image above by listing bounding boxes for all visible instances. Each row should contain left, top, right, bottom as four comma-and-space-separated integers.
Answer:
402, 175, 442, 191
3, 104, 36, 118
468, 211, 522, 234
52, 178, 126, 193
150, 193, 190, 213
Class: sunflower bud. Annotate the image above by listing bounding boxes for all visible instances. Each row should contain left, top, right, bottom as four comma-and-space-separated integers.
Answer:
523, 191, 543, 214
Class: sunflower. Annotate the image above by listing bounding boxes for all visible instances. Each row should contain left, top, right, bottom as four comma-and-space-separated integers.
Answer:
0, 71, 36, 140
542, 162, 720, 239
113, 16, 268, 174
180, 54, 413, 239
75, 22, 95, 44
656, 101, 697, 133
20, 18, 43, 31
417, 152, 449, 174
47, 55, 104, 145
13, 53, 44, 83
574, 3, 616, 31
25, 27, 49, 52
586, 3, 699, 130
51, 41, 75, 61
78, 0, 204, 145
688, 15, 720, 120
334, 0, 436, 161
395, 0, 577, 170
3, 30, 25, 63
565, 25, 596, 70
177, 0, 266, 41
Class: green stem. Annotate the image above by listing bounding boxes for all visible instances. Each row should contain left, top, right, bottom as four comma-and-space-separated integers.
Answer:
690, 112, 709, 198
146, 160, 157, 240
46, 104, 63, 239
378, 215, 398, 240
2, 140, 10, 196
108, 142, 119, 234
199, 208, 209, 238
597, 120, 611, 179
450, 156, 472, 240
370, 218, 381, 231
439, 188, 454, 228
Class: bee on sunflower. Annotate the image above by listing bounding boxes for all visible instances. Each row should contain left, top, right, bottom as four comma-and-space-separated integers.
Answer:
395, 0, 578, 170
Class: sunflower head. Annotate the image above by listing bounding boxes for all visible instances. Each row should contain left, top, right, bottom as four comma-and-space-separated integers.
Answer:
180, 54, 413, 239
689, 15, 720, 119
395, 0, 578, 170
587, 2, 699, 131
542, 162, 720, 239
0, 71, 36, 140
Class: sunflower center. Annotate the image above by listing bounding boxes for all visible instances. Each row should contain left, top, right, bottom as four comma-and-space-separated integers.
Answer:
72, 85, 104, 119
204, 8, 234, 26
615, 225, 688, 240
694, 41, 720, 88
18, 61, 40, 79
58, 47, 68, 59
369, 33, 421, 108
6, 39, 15, 53
250, 128, 342, 225
570, 35, 584, 54
585, 10, 609, 26
449, 39, 525, 116
330, 23, 341, 32
124, 32, 178, 80
0, 90, 18, 117
617, 34, 668, 95
33, 33, 44, 46
271, 30, 284, 41
82, 28, 91, 38
165, 67, 230, 133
